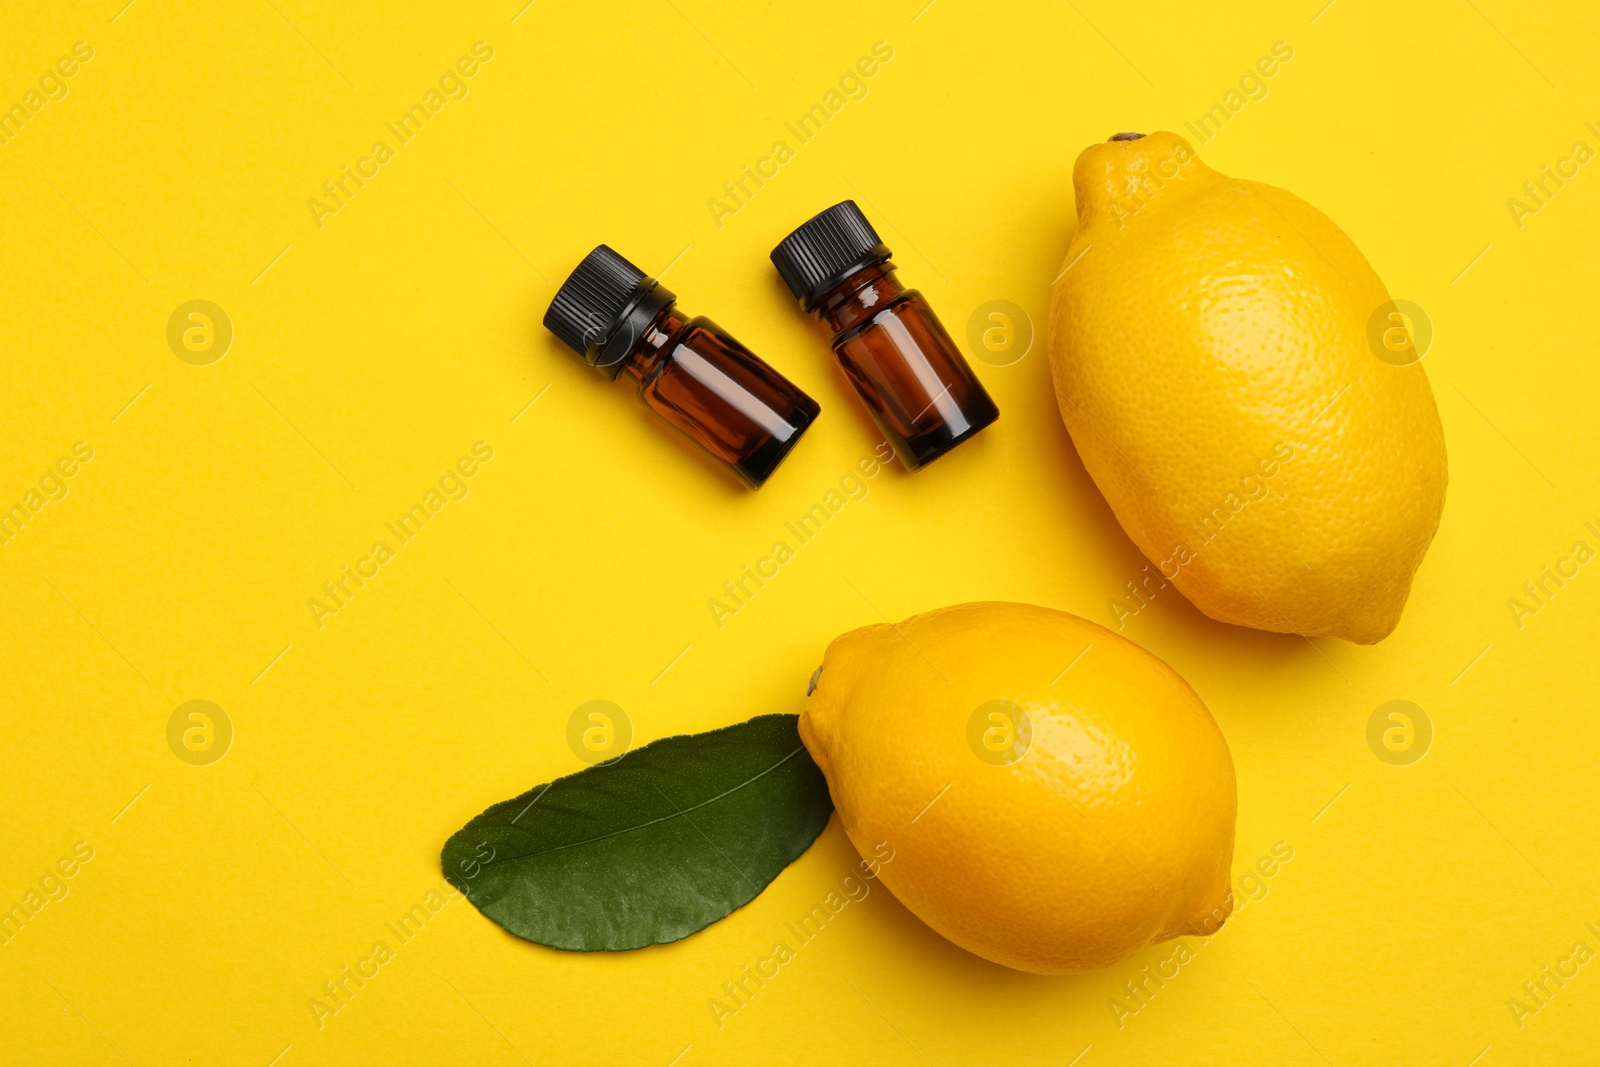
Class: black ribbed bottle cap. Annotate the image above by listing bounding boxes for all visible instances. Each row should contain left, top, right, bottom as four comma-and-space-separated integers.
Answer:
544, 245, 676, 376
770, 201, 892, 309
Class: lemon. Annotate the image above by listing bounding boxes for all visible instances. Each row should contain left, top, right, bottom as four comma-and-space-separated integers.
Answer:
799, 601, 1236, 974
1048, 132, 1447, 643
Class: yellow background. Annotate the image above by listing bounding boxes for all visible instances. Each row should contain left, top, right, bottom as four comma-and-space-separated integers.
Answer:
3, 0, 1597, 1063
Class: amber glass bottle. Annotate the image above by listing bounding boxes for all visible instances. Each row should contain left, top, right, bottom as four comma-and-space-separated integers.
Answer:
544, 245, 820, 488
771, 201, 998, 470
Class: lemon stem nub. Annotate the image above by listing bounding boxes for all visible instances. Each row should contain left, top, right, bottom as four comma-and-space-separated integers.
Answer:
1110, 132, 1146, 141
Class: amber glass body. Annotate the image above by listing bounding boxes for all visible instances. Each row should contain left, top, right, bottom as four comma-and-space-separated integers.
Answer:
813, 263, 998, 470
620, 306, 819, 488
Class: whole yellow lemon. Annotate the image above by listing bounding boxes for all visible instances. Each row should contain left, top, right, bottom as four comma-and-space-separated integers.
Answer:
1048, 132, 1447, 643
799, 601, 1236, 974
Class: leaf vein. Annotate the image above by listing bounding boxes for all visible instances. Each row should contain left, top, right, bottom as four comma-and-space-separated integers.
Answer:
487, 744, 809, 864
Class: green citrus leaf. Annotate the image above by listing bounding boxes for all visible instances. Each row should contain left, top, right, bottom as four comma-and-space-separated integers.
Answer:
441, 713, 833, 951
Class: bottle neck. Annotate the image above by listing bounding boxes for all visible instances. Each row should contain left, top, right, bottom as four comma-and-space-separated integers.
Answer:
619, 304, 689, 382
813, 263, 904, 335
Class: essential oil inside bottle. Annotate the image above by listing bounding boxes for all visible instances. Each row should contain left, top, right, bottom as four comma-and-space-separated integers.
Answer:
771, 201, 998, 470
544, 245, 820, 488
